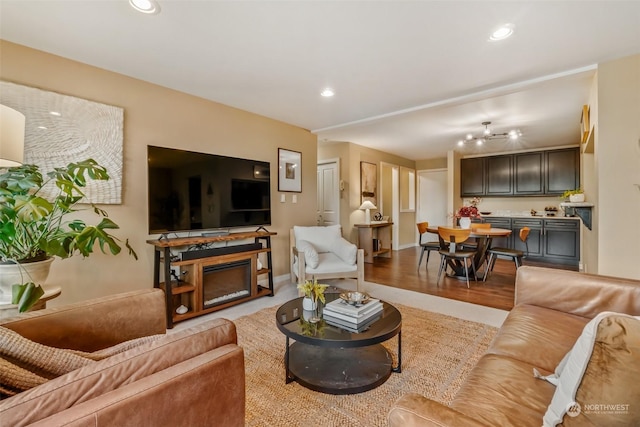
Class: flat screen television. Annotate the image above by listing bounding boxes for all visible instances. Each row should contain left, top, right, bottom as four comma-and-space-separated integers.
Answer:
147, 145, 271, 234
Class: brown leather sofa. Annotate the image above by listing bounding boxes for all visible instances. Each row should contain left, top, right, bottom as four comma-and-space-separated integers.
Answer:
388, 266, 640, 426
0, 289, 245, 426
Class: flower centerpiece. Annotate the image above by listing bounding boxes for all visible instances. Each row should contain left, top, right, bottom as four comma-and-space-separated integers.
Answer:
297, 278, 328, 322
455, 197, 482, 228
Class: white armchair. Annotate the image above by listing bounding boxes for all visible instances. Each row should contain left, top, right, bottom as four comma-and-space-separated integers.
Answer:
290, 225, 364, 288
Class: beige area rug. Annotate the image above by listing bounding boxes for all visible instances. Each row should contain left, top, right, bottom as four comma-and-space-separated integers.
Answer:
235, 303, 498, 427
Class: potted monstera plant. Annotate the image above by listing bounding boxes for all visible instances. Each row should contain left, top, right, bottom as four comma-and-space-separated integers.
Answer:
0, 159, 137, 312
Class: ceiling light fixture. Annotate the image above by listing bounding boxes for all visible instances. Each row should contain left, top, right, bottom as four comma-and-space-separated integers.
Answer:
457, 121, 522, 147
321, 88, 335, 97
129, 0, 161, 14
489, 24, 514, 41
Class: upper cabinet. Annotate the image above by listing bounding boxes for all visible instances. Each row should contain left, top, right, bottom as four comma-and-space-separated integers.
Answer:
460, 157, 486, 196
461, 147, 579, 197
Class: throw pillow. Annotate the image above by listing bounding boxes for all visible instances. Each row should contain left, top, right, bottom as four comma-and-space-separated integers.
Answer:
295, 239, 319, 269
0, 326, 161, 398
331, 237, 358, 265
540, 312, 640, 427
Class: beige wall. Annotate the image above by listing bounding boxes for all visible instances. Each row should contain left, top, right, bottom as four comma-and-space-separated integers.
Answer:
318, 141, 416, 248
416, 157, 447, 170
596, 54, 640, 279
1, 41, 317, 306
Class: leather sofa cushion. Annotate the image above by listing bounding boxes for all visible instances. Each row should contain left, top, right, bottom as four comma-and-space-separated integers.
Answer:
451, 354, 556, 427
27, 345, 245, 427
0, 318, 237, 426
543, 313, 640, 426
487, 304, 589, 372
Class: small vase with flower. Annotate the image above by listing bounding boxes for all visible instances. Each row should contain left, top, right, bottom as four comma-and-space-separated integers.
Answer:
455, 197, 482, 229
297, 278, 329, 323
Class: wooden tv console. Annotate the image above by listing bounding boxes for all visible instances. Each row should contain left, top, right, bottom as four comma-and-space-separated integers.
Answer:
147, 231, 276, 328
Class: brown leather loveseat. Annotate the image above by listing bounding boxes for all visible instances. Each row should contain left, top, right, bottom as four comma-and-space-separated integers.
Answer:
0, 289, 245, 426
388, 266, 640, 426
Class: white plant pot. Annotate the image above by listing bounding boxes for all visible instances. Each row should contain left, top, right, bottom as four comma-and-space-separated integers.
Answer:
459, 217, 472, 229
0, 258, 54, 304
302, 296, 317, 311
569, 194, 585, 203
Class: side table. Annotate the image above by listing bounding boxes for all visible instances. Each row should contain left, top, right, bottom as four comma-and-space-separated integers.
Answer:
0, 286, 62, 319
355, 222, 393, 263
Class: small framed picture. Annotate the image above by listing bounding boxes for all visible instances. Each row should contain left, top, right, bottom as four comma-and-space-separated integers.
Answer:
278, 148, 302, 192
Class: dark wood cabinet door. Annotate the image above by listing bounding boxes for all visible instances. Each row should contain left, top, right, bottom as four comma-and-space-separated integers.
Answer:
512, 219, 543, 258
514, 152, 544, 195
461, 157, 485, 196
543, 219, 580, 266
484, 218, 512, 248
486, 155, 513, 195
546, 148, 580, 194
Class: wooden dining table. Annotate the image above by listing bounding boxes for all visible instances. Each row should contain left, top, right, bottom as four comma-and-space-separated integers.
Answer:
427, 225, 512, 281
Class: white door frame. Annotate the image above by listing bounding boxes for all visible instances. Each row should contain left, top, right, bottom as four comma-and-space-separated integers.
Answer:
380, 162, 400, 251
416, 168, 448, 240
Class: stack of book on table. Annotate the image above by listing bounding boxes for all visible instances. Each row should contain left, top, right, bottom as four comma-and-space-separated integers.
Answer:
323, 298, 383, 333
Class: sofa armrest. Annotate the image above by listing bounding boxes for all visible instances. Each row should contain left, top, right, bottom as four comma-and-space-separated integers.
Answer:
0, 289, 166, 351
0, 318, 237, 426
515, 266, 640, 318
388, 394, 488, 427
28, 345, 245, 427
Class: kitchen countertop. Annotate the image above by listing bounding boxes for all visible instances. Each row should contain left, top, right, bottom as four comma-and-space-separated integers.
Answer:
479, 213, 580, 220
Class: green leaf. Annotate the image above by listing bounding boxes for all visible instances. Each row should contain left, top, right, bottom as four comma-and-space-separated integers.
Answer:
12, 282, 45, 312
14, 195, 53, 222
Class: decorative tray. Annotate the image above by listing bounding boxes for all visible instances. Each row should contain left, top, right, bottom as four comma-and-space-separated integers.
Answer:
339, 291, 371, 306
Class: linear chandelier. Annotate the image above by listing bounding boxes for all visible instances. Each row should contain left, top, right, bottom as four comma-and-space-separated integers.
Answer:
457, 121, 522, 146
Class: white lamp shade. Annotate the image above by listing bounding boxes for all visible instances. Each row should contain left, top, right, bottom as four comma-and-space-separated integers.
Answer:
359, 200, 377, 210
0, 105, 25, 167
359, 200, 377, 224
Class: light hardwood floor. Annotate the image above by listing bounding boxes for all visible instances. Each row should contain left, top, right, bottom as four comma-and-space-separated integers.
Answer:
363, 246, 576, 311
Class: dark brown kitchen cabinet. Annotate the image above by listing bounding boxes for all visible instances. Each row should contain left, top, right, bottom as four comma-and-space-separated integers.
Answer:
460, 157, 485, 196
514, 152, 544, 195
546, 148, 580, 194
486, 155, 513, 195
543, 219, 580, 265
460, 148, 579, 197
512, 218, 543, 258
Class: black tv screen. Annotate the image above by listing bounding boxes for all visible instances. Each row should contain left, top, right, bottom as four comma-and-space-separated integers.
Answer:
147, 146, 271, 234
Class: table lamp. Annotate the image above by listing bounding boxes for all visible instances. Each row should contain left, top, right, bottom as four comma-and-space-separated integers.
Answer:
0, 104, 25, 167
359, 200, 377, 225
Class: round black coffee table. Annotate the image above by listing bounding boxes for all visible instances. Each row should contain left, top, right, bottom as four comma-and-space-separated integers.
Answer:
275, 294, 402, 394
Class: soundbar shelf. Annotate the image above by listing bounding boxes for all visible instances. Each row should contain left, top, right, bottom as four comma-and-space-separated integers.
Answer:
147, 231, 276, 328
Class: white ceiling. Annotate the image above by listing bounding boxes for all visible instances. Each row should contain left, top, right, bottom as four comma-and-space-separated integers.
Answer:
1, 1, 639, 160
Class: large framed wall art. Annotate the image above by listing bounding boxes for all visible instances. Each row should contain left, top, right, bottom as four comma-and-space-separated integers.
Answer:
360, 161, 377, 206
0, 81, 124, 204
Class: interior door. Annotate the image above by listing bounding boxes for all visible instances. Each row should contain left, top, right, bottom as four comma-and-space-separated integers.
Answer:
317, 161, 339, 226
418, 169, 448, 228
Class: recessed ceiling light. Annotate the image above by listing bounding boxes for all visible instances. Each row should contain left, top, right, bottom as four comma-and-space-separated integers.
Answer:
129, 0, 161, 14
321, 88, 335, 97
489, 24, 514, 41
49, 111, 61, 116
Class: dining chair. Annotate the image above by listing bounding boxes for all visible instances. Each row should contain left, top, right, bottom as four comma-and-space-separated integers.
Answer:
416, 222, 440, 270
436, 226, 477, 288
462, 222, 491, 250
482, 226, 530, 281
